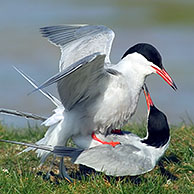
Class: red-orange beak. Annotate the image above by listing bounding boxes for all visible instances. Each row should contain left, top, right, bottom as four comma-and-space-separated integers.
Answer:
143, 84, 154, 112
151, 66, 177, 91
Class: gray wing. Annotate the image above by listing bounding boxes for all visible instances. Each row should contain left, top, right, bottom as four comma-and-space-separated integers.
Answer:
35, 53, 107, 110
0, 138, 154, 177
40, 24, 115, 71
73, 144, 154, 177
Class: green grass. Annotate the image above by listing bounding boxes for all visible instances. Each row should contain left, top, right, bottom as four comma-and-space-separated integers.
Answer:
0, 123, 193, 194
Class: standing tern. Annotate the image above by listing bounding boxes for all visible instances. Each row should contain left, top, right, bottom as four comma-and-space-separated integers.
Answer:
0, 84, 171, 177
33, 24, 176, 147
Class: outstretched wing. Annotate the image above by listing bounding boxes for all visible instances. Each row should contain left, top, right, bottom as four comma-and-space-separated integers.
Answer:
35, 53, 107, 110
40, 24, 115, 71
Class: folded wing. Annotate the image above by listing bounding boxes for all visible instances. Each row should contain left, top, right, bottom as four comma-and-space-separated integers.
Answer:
72, 144, 153, 176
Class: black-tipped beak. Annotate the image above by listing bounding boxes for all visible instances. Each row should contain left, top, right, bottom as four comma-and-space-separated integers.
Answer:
151, 66, 177, 91
143, 84, 154, 111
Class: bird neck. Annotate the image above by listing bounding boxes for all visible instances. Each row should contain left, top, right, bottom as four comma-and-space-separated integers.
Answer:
142, 129, 170, 148
115, 53, 150, 91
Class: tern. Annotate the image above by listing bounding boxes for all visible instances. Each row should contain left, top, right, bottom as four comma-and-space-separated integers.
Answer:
1, 24, 177, 180
31, 25, 175, 148
0, 84, 170, 177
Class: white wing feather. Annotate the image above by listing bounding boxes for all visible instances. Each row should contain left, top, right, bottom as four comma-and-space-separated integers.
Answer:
40, 24, 115, 71
13, 66, 61, 107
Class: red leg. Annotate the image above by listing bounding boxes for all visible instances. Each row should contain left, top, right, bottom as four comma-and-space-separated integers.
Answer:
91, 132, 120, 147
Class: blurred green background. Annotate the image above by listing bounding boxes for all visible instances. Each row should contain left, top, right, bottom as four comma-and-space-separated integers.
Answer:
0, 0, 194, 126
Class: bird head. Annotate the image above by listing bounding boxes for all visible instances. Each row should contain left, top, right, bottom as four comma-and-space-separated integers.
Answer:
142, 84, 170, 147
122, 43, 177, 91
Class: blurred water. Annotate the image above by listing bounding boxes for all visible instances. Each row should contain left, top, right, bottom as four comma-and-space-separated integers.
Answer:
0, 0, 194, 127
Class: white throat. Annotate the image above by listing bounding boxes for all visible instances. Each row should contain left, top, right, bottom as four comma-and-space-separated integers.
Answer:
113, 52, 153, 92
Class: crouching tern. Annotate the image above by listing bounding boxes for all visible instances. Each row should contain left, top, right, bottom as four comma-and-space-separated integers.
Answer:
0, 84, 171, 177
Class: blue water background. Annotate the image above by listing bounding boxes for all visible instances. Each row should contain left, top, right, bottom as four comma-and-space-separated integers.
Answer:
0, 0, 194, 127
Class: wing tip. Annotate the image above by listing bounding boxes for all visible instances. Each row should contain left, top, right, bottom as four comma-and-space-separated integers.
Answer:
39, 24, 88, 37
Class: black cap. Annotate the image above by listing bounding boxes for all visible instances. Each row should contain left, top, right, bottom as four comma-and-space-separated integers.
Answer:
122, 43, 163, 70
